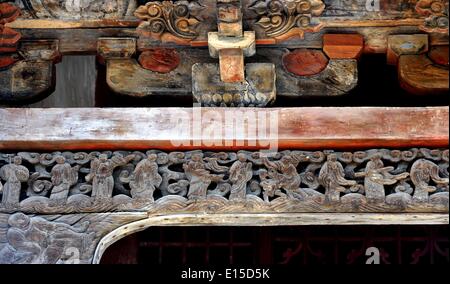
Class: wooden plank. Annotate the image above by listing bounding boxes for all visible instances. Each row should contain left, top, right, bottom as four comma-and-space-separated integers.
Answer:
0, 107, 447, 151
92, 212, 449, 263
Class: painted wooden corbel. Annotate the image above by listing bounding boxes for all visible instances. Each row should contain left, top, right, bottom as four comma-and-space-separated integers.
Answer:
100, 37, 214, 98
254, 34, 362, 98
387, 34, 449, 95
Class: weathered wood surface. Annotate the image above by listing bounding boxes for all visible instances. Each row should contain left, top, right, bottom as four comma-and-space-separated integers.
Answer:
27, 55, 96, 107
399, 54, 449, 95
254, 48, 358, 97
1, 210, 447, 264
0, 107, 448, 151
106, 49, 215, 97
0, 212, 147, 264
192, 63, 276, 107
0, 60, 54, 102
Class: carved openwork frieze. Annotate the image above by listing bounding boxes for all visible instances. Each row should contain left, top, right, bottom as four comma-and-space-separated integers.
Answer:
0, 148, 447, 214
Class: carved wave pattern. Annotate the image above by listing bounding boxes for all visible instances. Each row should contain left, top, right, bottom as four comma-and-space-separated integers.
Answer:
0, 148, 448, 214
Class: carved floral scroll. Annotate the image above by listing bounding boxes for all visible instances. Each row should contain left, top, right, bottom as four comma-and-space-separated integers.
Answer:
249, 0, 325, 40
134, 0, 204, 44
0, 148, 447, 214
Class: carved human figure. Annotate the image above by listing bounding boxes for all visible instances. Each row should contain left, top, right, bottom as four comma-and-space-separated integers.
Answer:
355, 155, 409, 203
410, 159, 449, 202
86, 154, 135, 200
183, 153, 224, 200
318, 154, 356, 202
261, 154, 302, 199
0, 156, 29, 207
229, 153, 253, 201
0, 213, 94, 264
129, 154, 162, 202
259, 169, 284, 202
50, 156, 80, 204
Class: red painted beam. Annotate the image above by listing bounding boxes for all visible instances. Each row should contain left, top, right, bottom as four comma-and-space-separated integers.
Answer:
0, 107, 448, 151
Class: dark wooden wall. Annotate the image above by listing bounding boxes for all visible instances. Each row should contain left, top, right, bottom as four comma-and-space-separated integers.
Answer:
27, 56, 96, 108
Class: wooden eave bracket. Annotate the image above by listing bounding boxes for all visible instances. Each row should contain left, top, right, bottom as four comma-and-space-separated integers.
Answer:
0, 39, 61, 103
387, 34, 449, 95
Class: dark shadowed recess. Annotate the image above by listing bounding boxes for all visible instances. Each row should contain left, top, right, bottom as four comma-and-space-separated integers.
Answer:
101, 225, 449, 265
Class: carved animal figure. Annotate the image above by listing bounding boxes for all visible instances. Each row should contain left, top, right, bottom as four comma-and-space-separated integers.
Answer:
0, 156, 29, 207
129, 154, 162, 202
410, 159, 449, 202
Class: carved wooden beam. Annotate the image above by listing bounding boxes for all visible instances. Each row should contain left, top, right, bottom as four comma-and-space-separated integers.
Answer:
7, 0, 448, 52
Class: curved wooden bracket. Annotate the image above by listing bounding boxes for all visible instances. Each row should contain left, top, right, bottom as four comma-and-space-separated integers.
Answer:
399, 54, 449, 95
387, 34, 449, 95
105, 49, 213, 98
